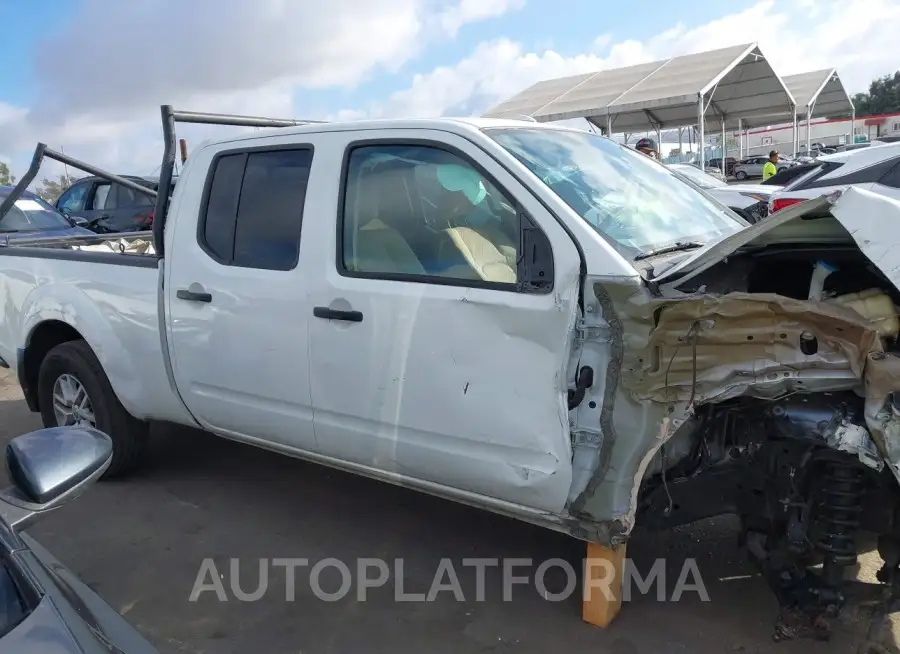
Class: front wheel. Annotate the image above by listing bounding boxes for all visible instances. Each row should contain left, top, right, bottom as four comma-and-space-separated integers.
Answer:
735, 171, 748, 180
37, 340, 149, 478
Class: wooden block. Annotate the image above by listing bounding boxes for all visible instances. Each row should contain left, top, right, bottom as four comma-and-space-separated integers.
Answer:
582, 541, 627, 628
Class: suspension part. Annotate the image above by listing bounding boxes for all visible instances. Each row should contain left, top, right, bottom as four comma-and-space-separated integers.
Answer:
815, 456, 865, 589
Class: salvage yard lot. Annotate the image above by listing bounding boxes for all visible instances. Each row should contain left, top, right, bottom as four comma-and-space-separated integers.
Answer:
0, 369, 891, 653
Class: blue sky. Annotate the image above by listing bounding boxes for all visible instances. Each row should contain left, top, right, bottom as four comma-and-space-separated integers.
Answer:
0, 0, 897, 177
0, 0, 732, 120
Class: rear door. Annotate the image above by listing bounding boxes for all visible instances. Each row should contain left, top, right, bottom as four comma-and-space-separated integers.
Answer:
165, 140, 318, 452
105, 182, 156, 232
303, 129, 581, 513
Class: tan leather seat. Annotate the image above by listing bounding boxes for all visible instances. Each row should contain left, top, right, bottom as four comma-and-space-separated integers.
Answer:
344, 167, 425, 275
442, 226, 517, 283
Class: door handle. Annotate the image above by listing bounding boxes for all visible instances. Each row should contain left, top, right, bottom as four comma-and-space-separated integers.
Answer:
176, 289, 212, 303
313, 307, 363, 322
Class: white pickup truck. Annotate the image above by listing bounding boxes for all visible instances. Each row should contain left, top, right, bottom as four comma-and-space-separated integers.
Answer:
3, 106, 900, 628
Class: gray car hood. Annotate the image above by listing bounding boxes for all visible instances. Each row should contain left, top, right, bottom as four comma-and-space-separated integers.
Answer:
653, 187, 897, 291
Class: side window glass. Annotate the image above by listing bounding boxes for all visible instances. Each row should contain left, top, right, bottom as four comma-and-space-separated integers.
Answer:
115, 183, 155, 208
201, 153, 245, 262
90, 183, 112, 210
878, 161, 900, 189
233, 149, 311, 270
200, 148, 312, 269
340, 144, 521, 285
57, 183, 87, 212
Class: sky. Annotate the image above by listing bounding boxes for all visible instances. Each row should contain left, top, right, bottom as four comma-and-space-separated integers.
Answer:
0, 0, 898, 181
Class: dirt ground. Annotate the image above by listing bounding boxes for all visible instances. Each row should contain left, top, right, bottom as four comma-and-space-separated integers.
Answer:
1, 367, 898, 653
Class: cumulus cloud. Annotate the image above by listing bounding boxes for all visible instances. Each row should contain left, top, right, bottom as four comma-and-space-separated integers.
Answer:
1, 0, 898, 179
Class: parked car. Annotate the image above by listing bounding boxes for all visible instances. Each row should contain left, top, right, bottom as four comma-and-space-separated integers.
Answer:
55, 175, 175, 234
0, 187, 95, 242
667, 163, 773, 222
3, 110, 900, 628
0, 425, 158, 652
768, 141, 900, 213
707, 157, 737, 176
732, 155, 790, 180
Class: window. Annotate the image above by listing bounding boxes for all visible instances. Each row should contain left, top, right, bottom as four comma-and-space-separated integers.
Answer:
878, 161, 900, 189
340, 144, 521, 286
0, 195, 72, 232
892, 122, 900, 133
56, 182, 88, 213
90, 183, 112, 210
487, 128, 742, 258
113, 183, 155, 208
200, 147, 312, 270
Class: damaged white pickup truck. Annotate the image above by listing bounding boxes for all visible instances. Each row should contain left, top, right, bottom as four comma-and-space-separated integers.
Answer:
2, 107, 900, 634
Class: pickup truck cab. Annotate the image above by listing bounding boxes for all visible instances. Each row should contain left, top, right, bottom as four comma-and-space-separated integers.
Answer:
4, 108, 900, 629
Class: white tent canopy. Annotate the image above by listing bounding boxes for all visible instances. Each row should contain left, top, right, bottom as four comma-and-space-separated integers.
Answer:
784, 69, 855, 151
483, 43, 797, 166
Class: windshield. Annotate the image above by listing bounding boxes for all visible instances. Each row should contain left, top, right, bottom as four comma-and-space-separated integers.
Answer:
668, 164, 727, 189
0, 196, 72, 232
486, 128, 744, 257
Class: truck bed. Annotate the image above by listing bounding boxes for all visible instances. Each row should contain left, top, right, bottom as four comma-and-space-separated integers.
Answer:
0, 247, 189, 425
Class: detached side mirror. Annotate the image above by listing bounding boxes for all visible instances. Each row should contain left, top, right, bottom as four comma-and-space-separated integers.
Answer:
0, 427, 112, 532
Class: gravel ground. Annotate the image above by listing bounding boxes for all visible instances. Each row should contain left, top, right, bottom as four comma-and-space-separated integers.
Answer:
0, 367, 897, 653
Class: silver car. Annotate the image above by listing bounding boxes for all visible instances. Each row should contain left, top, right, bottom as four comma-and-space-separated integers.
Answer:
732, 155, 789, 180
667, 163, 774, 222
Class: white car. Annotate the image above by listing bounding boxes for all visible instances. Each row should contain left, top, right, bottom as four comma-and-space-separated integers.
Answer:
667, 163, 774, 222
768, 141, 900, 213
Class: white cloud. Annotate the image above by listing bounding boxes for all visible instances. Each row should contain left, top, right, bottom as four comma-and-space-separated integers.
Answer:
2, 0, 898, 181
356, 0, 900, 122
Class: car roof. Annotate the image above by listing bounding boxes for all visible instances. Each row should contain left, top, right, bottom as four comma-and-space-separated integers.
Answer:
0, 186, 37, 199
816, 141, 900, 166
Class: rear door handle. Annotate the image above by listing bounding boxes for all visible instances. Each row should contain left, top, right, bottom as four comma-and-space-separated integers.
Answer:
176, 289, 212, 303
313, 307, 363, 322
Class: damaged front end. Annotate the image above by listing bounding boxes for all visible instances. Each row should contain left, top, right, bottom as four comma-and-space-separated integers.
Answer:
567, 187, 900, 640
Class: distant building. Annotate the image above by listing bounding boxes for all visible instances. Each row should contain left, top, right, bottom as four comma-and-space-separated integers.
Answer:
742, 112, 900, 155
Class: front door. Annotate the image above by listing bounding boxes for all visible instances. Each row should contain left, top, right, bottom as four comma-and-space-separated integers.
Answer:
165, 140, 318, 452
303, 129, 582, 513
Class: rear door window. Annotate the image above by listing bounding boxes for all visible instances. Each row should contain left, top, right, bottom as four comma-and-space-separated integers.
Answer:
199, 147, 313, 270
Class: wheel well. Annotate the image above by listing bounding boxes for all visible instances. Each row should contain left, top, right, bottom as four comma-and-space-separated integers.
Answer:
22, 321, 83, 412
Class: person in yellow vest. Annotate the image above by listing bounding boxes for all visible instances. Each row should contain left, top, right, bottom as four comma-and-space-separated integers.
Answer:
762, 150, 779, 181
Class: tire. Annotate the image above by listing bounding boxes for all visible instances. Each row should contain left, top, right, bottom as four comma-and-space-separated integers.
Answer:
37, 340, 148, 478
735, 171, 748, 180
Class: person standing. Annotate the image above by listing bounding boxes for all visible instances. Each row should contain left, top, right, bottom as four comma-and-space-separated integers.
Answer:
635, 137, 659, 160
762, 150, 779, 181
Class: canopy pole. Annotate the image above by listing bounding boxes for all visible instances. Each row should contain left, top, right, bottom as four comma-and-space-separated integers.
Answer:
850, 106, 856, 145
806, 104, 813, 153
791, 106, 797, 157
606, 115, 613, 141
738, 118, 743, 158
698, 95, 705, 169
721, 121, 726, 174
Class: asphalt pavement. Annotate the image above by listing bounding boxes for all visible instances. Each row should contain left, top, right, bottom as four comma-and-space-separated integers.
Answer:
0, 368, 897, 653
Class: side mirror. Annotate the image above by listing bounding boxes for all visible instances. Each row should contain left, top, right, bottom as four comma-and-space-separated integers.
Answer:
0, 427, 112, 532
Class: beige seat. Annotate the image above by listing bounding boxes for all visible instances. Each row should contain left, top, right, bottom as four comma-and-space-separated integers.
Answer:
442, 226, 517, 284
345, 167, 426, 275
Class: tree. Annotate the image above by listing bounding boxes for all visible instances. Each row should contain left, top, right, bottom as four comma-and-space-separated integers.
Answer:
0, 162, 15, 186
34, 175, 75, 203
852, 71, 900, 117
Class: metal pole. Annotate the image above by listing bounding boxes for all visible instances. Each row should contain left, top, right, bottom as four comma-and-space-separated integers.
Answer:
806, 111, 812, 153
698, 95, 705, 169
606, 115, 613, 140
721, 121, 726, 173
850, 106, 856, 144
738, 119, 743, 158
791, 106, 798, 157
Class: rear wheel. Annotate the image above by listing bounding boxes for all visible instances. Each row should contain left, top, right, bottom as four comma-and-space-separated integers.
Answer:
735, 170, 748, 180
37, 340, 148, 478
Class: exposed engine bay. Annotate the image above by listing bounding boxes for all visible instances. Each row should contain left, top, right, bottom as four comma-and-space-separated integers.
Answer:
632, 240, 900, 641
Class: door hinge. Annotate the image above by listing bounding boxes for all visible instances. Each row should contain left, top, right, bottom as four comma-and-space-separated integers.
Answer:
575, 320, 610, 342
